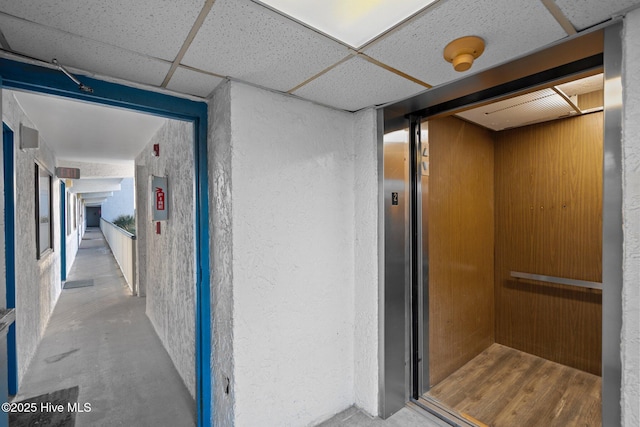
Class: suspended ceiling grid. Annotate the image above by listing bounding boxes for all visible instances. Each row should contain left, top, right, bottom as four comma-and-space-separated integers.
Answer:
0, 0, 638, 112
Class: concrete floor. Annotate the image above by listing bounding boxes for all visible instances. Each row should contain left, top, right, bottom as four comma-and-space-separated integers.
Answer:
317, 405, 452, 427
13, 228, 456, 427
13, 228, 195, 426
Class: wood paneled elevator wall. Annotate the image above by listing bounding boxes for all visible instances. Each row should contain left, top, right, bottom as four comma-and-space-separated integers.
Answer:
427, 111, 603, 385
494, 112, 603, 375
428, 116, 495, 386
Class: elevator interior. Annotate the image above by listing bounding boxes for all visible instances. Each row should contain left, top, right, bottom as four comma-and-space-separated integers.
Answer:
392, 70, 605, 427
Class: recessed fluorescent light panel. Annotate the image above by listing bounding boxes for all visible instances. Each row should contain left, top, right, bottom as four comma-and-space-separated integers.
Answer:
259, 0, 438, 48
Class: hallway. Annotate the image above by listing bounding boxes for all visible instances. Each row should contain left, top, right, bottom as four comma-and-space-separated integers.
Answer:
13, 228, 195, 426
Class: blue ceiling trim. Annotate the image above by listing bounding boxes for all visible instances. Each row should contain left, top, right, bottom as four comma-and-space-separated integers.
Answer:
0, 58, 206, 120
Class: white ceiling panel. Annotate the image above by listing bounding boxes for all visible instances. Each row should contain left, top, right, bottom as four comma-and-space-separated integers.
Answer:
12, 90, 166, 163
292, 55, 426, 111
0, 0, 205, 61
0, 14, 172, 86
166, 66, 225, 98
257, 0, 438, 48
364, 0, 568, 88
181, 0, 350, 92
77, 192, 114, 199
83, 198, 108, 205
455, 88, 576, 131
57, 160, 135, 178
69, 178, 123, 195
555, 0, 640, 30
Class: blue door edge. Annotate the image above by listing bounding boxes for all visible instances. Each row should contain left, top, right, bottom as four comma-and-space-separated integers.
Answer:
3, 122, 18, 396
1, 58, 213, 425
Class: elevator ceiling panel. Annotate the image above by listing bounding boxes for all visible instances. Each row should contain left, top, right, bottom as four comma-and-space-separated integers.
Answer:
556, 74, 604, 97
455, 88, 577, 131
292, 55, 426, 112
181, 0, 349, 93
0, 0, 205, 61
0, 14, 171, 86
363, 0, 567, 88
455, 73, 605, 131
555, 0, 640, 31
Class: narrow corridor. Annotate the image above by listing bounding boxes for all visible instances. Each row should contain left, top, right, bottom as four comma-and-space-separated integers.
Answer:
13, 228, 195, 426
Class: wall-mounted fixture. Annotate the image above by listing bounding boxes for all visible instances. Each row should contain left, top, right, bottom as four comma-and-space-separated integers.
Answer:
151, 175, 168, 235
153, 143, 160, 157
443, 36, 485, 72
19, 124, 39, 149
56, 167, 81, 179
52, 59, 93, 93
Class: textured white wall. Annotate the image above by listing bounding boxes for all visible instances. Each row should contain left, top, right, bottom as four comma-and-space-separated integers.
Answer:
65, 191, 79, 277
134, 165, 147, 297
2, 91, 61, 383
231, 82, 355, 427
79, 198, 86, 239
135, 119, 196, 398
209, 81, 381, 426
101, 177, 135, 222
209, 81, 385, 427
209, 81, 235, 427
622, 9, 640, 427
353, 108, 379, 416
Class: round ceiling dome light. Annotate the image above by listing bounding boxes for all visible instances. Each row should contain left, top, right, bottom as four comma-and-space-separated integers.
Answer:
443, 36, 485, 72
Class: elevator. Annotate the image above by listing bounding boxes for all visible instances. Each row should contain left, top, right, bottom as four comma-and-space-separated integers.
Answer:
415, 77, 603, 426
379, 22, 623, 427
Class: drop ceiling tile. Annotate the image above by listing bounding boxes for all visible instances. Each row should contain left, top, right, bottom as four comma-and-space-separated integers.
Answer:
257, 0, 438, 48
292, 56, 426, 111
166, 66, 225, 98
0, 14, 171, 86
181, 0, 350, 92
555, 0, 640, 30
365, 0, 567, 88
0, 0, 205, 61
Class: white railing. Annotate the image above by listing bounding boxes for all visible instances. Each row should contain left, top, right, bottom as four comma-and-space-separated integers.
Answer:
100, 218, 136, 294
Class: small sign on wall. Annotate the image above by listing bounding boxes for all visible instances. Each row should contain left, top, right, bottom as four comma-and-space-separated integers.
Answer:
55, 167, 81, 179
151, 175, 168, 221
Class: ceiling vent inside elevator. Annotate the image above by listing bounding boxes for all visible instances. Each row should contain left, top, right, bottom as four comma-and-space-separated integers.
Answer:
455, 73, 603, 131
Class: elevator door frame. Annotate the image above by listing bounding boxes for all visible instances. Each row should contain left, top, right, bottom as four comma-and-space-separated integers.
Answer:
379, 20, 623, 427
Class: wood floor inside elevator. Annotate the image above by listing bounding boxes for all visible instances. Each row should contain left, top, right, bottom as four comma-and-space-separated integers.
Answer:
423, 343, 601, 427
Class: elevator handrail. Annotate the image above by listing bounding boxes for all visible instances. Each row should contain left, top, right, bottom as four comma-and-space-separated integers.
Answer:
510, 271, 602, 290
